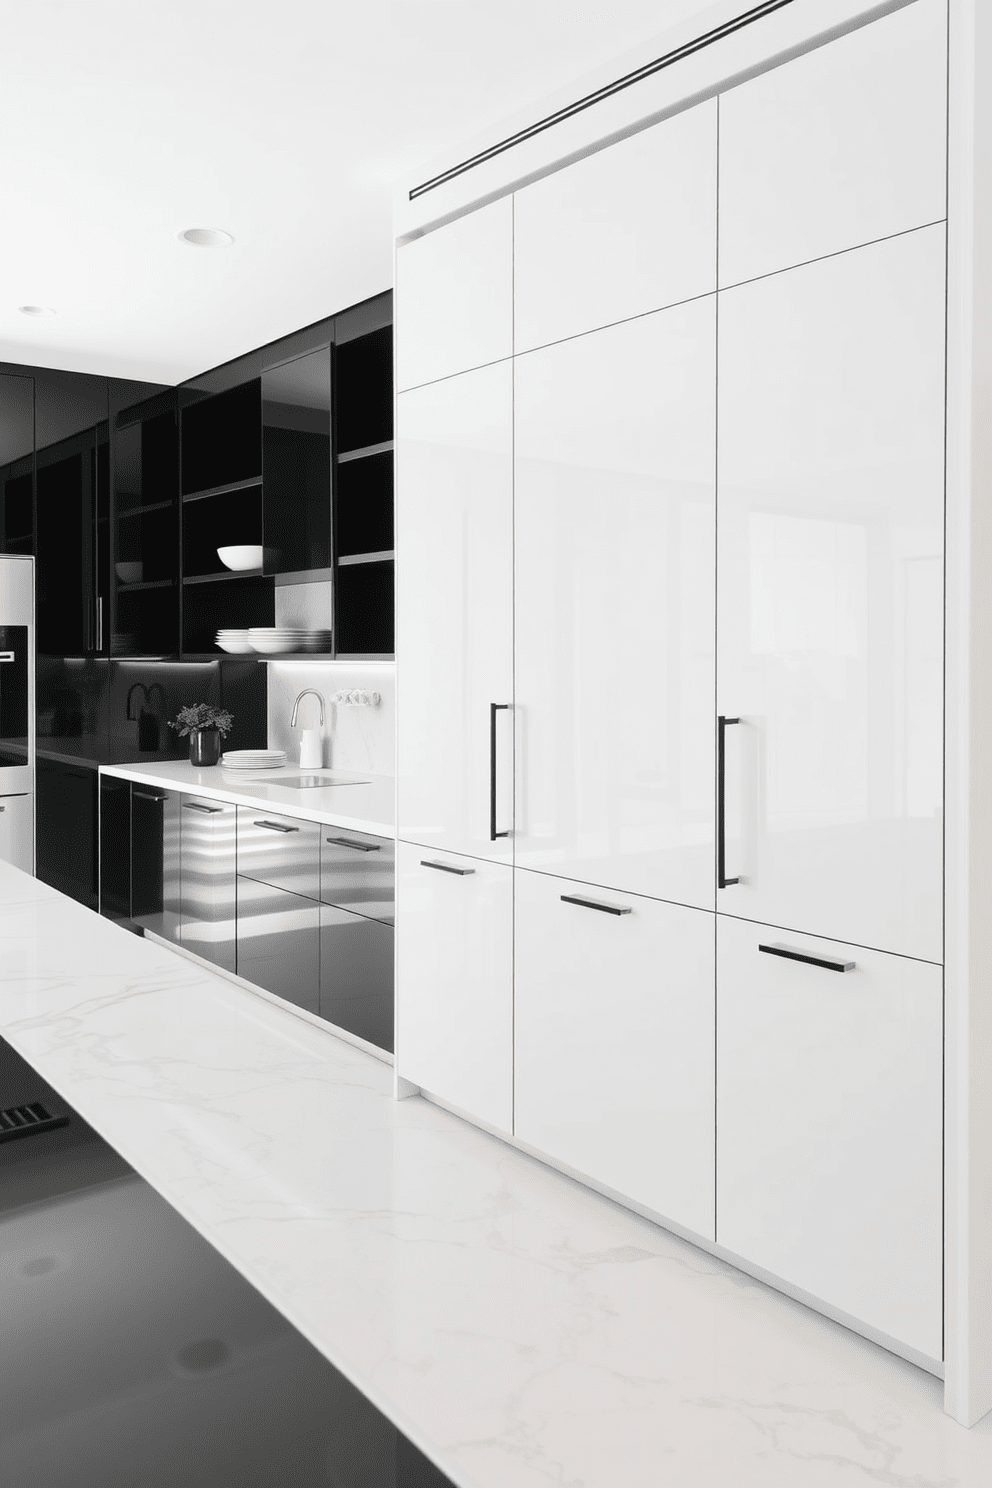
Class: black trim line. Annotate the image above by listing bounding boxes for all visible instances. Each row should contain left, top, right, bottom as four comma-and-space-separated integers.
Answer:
409, 0, 796, 200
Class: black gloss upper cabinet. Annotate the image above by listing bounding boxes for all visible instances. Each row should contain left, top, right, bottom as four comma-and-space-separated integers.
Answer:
112, 389, 179, 657
181, 380, 261, 496
262, 349, 331, 576
334, 327, 392, 454
0, 373, 34, 557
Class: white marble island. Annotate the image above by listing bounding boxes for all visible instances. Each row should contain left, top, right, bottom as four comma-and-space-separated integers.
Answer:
2, 859, 991, 1486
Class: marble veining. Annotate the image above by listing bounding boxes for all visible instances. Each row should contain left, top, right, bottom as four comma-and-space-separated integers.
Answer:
99, 760, 394, 834
2, 859, 991, 1486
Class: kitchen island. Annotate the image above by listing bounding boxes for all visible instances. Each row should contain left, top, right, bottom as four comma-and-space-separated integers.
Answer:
1, 858, 990, 1487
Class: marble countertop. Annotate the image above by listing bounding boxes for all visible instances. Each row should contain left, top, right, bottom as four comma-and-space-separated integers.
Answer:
100, 760, 394, 835
2, 858, 991, 1487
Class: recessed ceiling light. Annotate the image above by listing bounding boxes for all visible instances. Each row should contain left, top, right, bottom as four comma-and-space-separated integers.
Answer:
179, 227, 234, 247
19, 305, 56, 316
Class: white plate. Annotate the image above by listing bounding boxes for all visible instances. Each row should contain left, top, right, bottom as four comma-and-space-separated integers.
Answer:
216, 639, 255, 653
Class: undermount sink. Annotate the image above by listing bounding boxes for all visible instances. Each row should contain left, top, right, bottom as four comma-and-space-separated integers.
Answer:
271, 774, 370, 789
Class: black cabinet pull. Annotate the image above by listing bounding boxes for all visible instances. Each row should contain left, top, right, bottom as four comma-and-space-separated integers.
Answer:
420, 859, 474, 876
561, 894, 632, 916
0, 651, 14, 664
183, 801, 222, 814
253, 819, 299, 833
326, 836, 380, 852
132, 789, 165, 803
717, 715, 740, 889
758, 942, 856, 973
490, 702, 511, 841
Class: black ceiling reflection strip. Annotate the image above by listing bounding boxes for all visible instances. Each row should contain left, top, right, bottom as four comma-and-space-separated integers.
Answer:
409, 0, 796, 201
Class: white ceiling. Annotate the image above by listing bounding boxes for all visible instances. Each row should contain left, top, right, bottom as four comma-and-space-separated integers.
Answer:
0, 0, 716, 386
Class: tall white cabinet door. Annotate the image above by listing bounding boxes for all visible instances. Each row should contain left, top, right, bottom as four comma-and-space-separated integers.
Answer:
717, 227, 944, 962
395, 198, 513, 391
716, 915, 942, 1360
514, 297, 716, 908
395, 843, 512, 1133
514, 868, 714, 1238
514, 98, 716, 354
718, 0, 946, 287
396, 362, 513, 861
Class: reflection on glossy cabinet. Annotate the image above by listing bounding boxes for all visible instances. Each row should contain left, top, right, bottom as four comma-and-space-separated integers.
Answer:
396, 362, 513, 861
514, 98, 716, 353
514, 298, 716, 907
395, 198, 513, 391
514, 868, 715, 1238
179, 796, 236, 974
236, 875, 320, 1016
716, 227, 945, 960
319, 905, 393, 1053
395, 842, 512, 1132
716, 914, 942, 1360
718, 0, 947, 287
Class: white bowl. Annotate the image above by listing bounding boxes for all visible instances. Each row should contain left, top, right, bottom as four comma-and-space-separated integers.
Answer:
250, 637, 300, 654
115, 561, 143, 584
216, 637, 255, 654
217, 545, 263, 571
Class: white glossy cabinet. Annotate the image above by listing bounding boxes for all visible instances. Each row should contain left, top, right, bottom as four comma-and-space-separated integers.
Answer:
514, 297, 716, 908
514, 99, 716, 353
515, 868, 715, 1238
717, 226, 945, 962
396, 362, 513, 861
718, 0, 946, 287
0, 793, 32, 873
395, 842, 512, 1133
395, 197, 513, 391
716, 914, 942, 1360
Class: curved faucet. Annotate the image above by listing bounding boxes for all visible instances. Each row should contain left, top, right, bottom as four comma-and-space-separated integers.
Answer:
291, 689, 325, 727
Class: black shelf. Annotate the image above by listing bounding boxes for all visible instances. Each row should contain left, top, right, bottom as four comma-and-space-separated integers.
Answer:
337, 549, 395, 567
117, 578, 175, 593
117, 499, 175, 518
182, 569, 264, 586
337, 440, 394, 465
182, 476, 263, 504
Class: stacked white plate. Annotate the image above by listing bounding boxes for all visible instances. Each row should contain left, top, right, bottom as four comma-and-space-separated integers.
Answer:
216, 628, 253, 654
221, 748, 288, 770
247, 627, 333, 655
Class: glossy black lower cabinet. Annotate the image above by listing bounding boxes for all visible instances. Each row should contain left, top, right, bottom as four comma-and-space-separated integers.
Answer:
35, 758, 98, 910
235, 875, 320, 1014
130, 785, 180, 942
99, 773, 131, 922
319, 906, 394, 1053
179, 796, 236, 973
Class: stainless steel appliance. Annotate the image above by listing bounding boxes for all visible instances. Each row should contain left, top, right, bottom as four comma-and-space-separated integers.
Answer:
0, 556, 34, 872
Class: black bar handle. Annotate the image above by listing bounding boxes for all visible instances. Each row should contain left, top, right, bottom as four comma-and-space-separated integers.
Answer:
253, 819, 299, 833
561, 893, 632, 917
759, 942, 856, 973
132, 789, 166, 803
421, 859, 475, 876
490, 703, 511, 841
183, 801, 222, 814
717, 715, 740, 889
326, 836, 380, 852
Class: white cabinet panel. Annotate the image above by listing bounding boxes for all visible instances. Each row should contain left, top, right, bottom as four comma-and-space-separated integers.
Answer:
396, 197, 512, 390
0, 793, 32, 873
717, 227, 944, 961
396, 363, 513, 861
719, 0, 946, 287
514, 298, 716, 908
514, 99, 716, 353
395, 842, 512, 1133
716, 914, 942, 1360
515, 868, 714, 1238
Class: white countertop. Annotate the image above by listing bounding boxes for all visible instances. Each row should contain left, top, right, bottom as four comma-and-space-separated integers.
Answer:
2, 859, 991, 1486
99, 760, 394, 836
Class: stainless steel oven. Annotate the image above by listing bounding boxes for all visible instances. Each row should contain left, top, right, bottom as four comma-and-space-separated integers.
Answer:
0, 558, 35, 851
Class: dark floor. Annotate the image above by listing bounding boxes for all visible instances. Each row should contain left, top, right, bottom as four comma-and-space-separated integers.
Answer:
0, 1038, 454, 1488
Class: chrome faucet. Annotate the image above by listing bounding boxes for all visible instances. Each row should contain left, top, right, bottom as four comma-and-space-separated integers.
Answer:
291, 689, 325, 727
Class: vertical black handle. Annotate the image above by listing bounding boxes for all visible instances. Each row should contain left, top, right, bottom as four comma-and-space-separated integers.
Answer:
490, 703, 511, 840
718, 715, 740, 889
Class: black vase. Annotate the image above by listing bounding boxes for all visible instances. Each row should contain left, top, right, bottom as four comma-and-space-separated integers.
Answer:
189, 728, 221, 767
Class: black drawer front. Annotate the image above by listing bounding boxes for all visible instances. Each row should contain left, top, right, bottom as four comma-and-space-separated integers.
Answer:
237, 806, 320, 900
319, 905, 393, 1053
320, 827, 394, 924
236, 875, 320, 1015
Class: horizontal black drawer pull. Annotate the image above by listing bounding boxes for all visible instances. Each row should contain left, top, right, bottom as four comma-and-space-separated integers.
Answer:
253, 819, 299, 833
132, 789, 166, 802
758, 942, 855, 973
561, 894, 632, 916
183, 801, 222, 814
420, 859, 475, 876
326, 836, 380, 852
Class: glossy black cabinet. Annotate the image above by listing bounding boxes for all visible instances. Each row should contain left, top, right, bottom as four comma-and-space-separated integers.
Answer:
130, 784, 181, 943
0, 373, 34, 557
262, 348, 331, 576
112, 390, 179, 658
99, 773, 131, 923
181, 380, 261, 497
319, 907, 394, 1052
178, 796, 236, 973
35, 757, 98, 909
